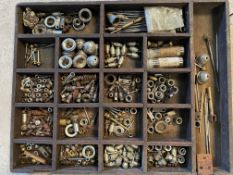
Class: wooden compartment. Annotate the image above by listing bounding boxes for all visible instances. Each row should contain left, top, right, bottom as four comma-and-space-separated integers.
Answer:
57, 107, 98, 140
103, 107, 143, 140
13, 107, 53, 139
104, 36, 144, 68
11, 1, 232, 174
147, 108, 191, 142
16, 37, 55, 69
16, 4, 100, 34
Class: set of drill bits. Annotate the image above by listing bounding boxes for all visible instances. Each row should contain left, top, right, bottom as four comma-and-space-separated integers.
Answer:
105, 11, 147, 33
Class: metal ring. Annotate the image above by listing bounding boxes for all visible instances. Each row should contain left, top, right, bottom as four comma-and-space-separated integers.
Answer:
154, 145, 162, 151
62, 38, 76, 52
81, 94, 91, 102
114, 125, 125, 136
164, 145, 172, 152
178, 147, 187, 156
154, 112, 162, 120
167, 79, 175, 87
104, 74, 116, 85
47, 107, 53, 113
73, 52, 87, 69
147, 125, 155, 134
65, 124, 78, 137
80, 118, 88, 126
125, 94, 133, 103
59, 55, 73, 69
155, 91, 164, 100
44, 16, 56, 28
129, 108, 137, 115
175, 116, 183, 125
148, 91, 154, 100
154, 120, 168, 134
147, 80, 155, 88
177, 155, 185, 164
123, 118, 132, 127
79, 8, 92, 23
82, 145, 96, 159
73, 18, 85, 31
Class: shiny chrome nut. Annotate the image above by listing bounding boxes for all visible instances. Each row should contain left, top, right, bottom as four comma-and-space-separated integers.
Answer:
59, 55, 73, 69
62, 38, 76, 52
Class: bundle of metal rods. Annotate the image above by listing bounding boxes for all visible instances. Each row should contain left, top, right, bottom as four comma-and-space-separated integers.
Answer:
105, 11, 147, 33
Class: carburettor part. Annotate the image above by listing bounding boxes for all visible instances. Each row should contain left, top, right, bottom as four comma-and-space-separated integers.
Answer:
104, 108, 137, 138
59, 38, 99, 69
20, 108, 53, 137
19, 144, 52, 165
60, 72, 98, 103
23, 7, 93, 34
104, 145, 141, 168
105, 41, 140, 68
104, 74, 141, 103
147, 74, 179, 103
147, 145, 187, 168
147, 108, 183, 135
147, 41, 184, 68
20, 74, 54, 103
59, 108, 98, 138
59, 144, 97, 166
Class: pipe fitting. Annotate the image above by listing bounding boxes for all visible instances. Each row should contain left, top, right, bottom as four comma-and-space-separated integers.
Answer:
62, 38, 76, 52
79, 8, 92, 23
73, 51, 87, 68
59, 55, 73, 69
73, 18, 85, 31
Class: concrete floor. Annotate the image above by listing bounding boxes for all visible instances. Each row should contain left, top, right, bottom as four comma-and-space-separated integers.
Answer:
0, 0, 233, 174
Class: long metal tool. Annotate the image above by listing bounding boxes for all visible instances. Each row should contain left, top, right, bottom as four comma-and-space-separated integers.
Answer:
203, 35, 219, 92
204, 90, 211, 154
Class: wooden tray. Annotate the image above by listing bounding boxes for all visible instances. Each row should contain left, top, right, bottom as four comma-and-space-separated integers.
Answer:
10, 1, 232, 174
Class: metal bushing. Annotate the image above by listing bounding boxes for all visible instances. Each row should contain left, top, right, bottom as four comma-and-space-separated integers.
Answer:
73, 51, 87, 68
44, 16, 57, 28
79, 8, 92, 23
65, 123, 78, 137
164, 145, 172, 152
147, 145, 154, 152
172, 86, 179, 95
158, 76, 166, 84
125, 95, 133, 103
81, 93, 91, 102
155, 91, 164, 100
83, 41, 97, 55
114, 125, 125, 136
32, 24, 47, 34
177, 155, 185, 164
73, 18, 85, 31
130, 108, 137, 115
82, 145, 96, 159
148, 91, 155, 100
147, 125, 155, 134
154, 120, 168, 134
154, 145, 162, 151
167, 79, 175, 87
59, 55, 73, 69
159, 84, 167, 92
178, 147, 187, 156
123, 118, 132, 127
87, 55, 99, 68
147, 80, 155, 88
104, 74, 117, 85
80, 118, 88, 126
175, 116, 183, 125
62, 38, 76, 52
154, 112, 162, 120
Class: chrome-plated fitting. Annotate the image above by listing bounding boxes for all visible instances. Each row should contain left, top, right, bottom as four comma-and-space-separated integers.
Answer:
62, 38, 76, 52
59, 55, 73, 69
